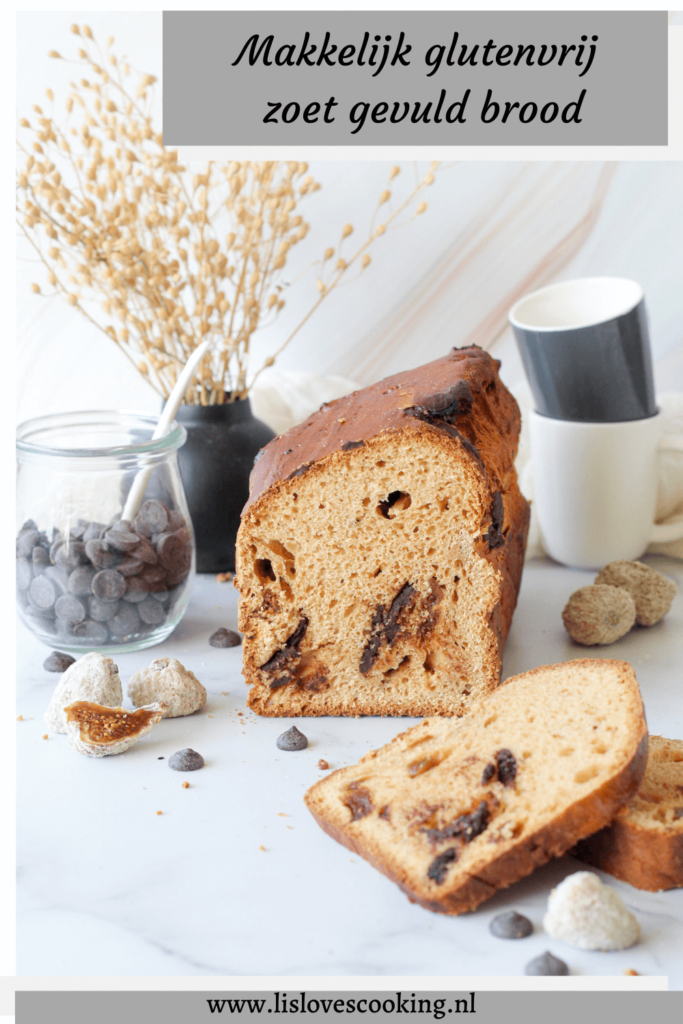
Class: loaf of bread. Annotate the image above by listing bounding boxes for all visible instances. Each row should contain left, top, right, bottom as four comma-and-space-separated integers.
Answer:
236, 347, 530, 717
304, 660, 648, 915
573, 735, 683, 891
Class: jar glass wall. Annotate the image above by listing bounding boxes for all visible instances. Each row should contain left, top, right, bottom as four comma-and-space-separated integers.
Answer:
16, 411, 195, 654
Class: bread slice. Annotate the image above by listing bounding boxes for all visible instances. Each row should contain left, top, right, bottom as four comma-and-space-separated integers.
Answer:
235, 347, 530, 717
304, 660, 648, 915
573, 735, 683, 891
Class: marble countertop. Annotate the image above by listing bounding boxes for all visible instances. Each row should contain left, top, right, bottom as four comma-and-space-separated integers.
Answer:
16, 556, 683, 984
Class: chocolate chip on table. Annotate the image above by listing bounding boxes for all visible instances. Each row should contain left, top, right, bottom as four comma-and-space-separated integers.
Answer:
16, 558, 32, 592
137, 595, 166, 625
525, 951, 569, 976
55, 594, 87, 625
85, 539, 121, 570
209, 628, 241, 648
16, 529, 39, 559
122, 576, 150, 603
68, 565, 96, 596
108, 602, 140, 637
88, 595, 121, 622
72, 619, 109, 645
168, 748, 204, 771
43, 651, 75, 673
490, 911, 533, 939
91, 569, 127, 603
132, 499, 169, 536
276, 726, 308, 751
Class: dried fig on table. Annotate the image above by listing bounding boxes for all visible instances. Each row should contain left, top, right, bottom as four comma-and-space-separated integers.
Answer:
64, 701, 167, 757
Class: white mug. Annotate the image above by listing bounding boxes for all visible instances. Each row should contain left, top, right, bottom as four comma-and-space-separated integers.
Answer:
529, 410, 683, 569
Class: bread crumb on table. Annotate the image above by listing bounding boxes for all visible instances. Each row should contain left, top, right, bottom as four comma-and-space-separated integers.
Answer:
17, 715, 23, 721
624, 969, 639, 976
42, 734, 48, 740
182, 781, 190, 789
259, 845, 266, 851
215, 571, 233, 583
156, 810, 163, 815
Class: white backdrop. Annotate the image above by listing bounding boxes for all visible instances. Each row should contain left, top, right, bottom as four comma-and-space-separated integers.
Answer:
16, 12, 683, 428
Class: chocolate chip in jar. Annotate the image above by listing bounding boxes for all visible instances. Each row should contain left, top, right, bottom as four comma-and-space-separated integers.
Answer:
121, 576, 150, 604
104, 523, 141, 553
85, 539, 121, 571
72, 619, 109, 645
67, 565, 96, 596
108, 602, 141, 638
16, 529, 39, 559
137, 595, 166, 625
82, 521, 106, 543
55, 594, 88, 625
91, 569, 127, 603
16, 558, 32, 592
117, 555, 144, 578
88, 595, 121, 622
29, 574, 59, 611
53, 540, 88, 573
132, 499, 169, 537
32, 545, 50, 574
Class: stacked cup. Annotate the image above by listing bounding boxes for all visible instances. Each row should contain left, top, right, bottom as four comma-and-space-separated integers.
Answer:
509, 277, 683, 569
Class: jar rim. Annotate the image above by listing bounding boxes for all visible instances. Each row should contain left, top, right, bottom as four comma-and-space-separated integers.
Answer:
16, 410, 187, 459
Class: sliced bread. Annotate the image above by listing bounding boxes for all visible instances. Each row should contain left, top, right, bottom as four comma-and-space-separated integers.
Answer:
573, 735, 683, 891
304, 659, 647, 915
236, 346, 529, 717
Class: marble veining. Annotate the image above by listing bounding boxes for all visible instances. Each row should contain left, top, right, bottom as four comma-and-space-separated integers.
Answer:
16, 557, 683, 985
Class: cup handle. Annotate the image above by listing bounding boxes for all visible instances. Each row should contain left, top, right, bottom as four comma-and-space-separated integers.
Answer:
649, 435, 683, 543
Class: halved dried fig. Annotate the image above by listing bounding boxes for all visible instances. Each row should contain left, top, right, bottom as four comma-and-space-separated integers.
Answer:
64, 700, 167, 757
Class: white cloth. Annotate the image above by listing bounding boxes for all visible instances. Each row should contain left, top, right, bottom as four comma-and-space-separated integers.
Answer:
250, 368, 359, 437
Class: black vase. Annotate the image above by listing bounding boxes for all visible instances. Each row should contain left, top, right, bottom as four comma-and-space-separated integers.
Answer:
174, 399, 275, 573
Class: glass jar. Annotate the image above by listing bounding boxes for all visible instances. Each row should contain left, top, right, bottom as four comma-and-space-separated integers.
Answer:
16, 411, 195, 654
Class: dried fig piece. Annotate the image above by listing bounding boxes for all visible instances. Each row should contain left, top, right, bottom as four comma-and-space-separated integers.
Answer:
64, 700, 167, 757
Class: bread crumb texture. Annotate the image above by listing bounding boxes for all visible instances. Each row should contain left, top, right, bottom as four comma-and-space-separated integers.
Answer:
236, 347, 530, 717
543, 871, 640, 950
304, 659, 647, 915
573, 735, 683, 891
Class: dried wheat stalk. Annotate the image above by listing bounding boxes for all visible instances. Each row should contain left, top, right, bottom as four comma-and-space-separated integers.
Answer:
17, 24, 439, 404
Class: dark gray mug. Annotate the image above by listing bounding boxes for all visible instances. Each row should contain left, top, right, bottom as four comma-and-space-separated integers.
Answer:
509, 277, 657, 422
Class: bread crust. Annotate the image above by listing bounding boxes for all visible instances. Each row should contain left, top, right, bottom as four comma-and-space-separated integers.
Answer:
304, 659, 648, 914
573, 735, 683, 891
237, 347, 530, 716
